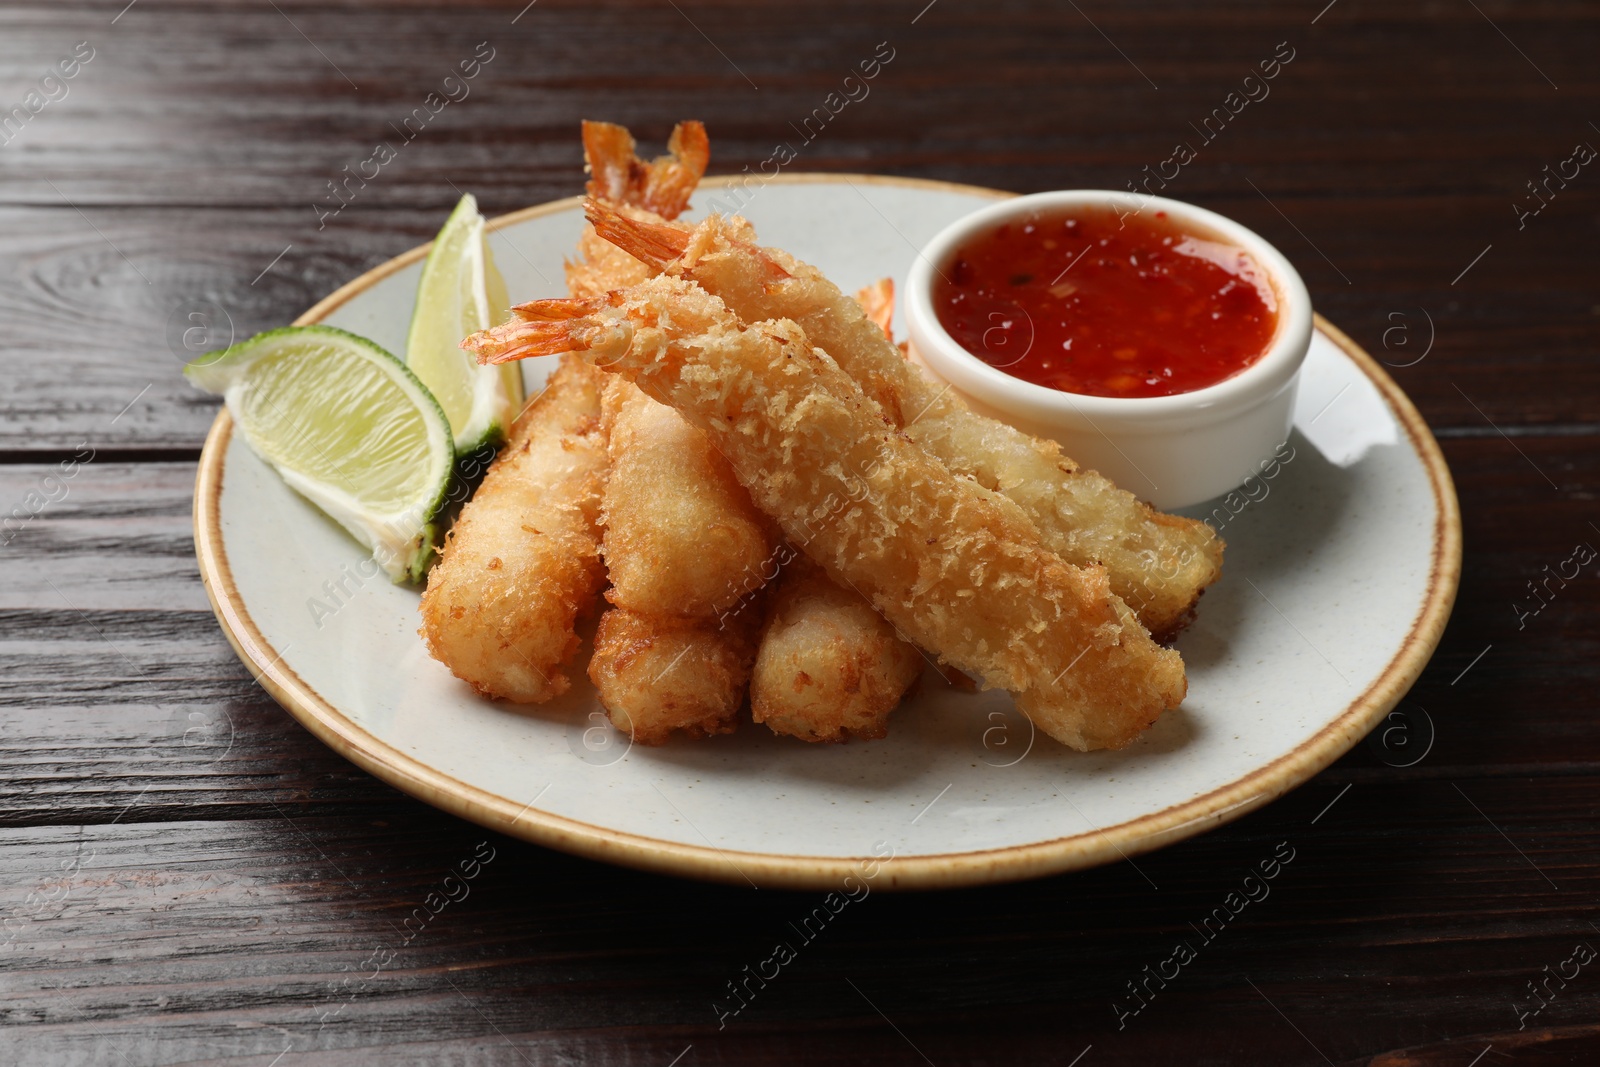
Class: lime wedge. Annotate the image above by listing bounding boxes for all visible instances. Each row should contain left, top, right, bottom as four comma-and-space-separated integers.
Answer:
186, 325, 454, 583
406, 193, 524, 453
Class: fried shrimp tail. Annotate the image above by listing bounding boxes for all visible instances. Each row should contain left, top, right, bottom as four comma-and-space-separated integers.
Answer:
567, 121, 707, 301
586, 201, 691, 269
855, 278, 896, 340
465, 306, 619, 365
586, 200, 697, 272
582, 119, 709, 220
752, 556, 922, 743
469, 277, 1187, 751
585, 200, 1224, 639
418, 356, 607, 703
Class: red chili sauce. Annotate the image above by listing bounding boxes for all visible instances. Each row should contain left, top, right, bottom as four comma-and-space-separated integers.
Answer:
933, 207, 1278, 399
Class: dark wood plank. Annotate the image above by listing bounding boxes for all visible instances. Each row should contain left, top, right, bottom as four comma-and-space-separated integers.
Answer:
0, 773, 1596, 1065
0, 206, 450, 452
1377, 432, 1600, 777
0, 461, 417, 825
7, 1, 1594, 211
0, 438, 1592, 1067
1, 1, 1597, 449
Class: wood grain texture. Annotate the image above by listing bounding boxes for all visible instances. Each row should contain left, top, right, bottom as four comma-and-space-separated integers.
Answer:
0, 437, 1595, 1063
0, 1, 1594, 1063
0, 1, 1597, 448
0, 780, 1597, 1065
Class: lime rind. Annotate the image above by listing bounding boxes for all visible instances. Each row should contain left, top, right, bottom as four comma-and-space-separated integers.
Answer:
406, 193, 522, 455
185, 325, 455, 584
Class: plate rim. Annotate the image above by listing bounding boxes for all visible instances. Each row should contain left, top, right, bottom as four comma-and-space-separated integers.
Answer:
192, 173, 1462, 890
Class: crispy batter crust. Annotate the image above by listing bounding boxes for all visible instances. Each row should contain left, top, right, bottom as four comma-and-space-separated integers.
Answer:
585, 202, 1224, 638
418, 356, 607, 703
588, 607, 754, 744
485, 277, 1187, 751
751, 557, 922, 743
598, 377, 772, 618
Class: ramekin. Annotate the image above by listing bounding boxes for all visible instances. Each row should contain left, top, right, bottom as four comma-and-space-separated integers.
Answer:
904, 190, 1313, 509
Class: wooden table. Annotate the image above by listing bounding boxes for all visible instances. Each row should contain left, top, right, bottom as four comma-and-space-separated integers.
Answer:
3, 1, 1595, 1062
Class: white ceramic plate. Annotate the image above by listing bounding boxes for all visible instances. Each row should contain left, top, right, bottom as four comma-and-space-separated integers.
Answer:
195, 176, 1460, 890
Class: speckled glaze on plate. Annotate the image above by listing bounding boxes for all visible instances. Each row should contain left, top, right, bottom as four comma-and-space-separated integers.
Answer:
193, 175, 1460, 890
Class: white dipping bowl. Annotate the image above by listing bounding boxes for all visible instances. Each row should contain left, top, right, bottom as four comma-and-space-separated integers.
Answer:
905, 190, 1313, 509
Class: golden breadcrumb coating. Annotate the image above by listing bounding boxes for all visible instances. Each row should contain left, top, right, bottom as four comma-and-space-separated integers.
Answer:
597, 376, 772, 618
752, 557, 922, 743
588, 607, 753, 744
468, 277, 1187, 750
585, 202, 1224, 640
418, 356, 607, 703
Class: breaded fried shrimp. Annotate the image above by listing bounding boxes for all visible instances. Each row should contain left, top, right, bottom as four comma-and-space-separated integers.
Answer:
588, 608, 752, 744
418, 356, 607, 703
586, 378, 767, 738
743, 281, 919, 744
585, 202, 1224, 639
752, 557, 922, 743
597, 377, 772, 617
465, 277, 1187, 751
568, 117, 707, 301
572, 120, 769, 739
